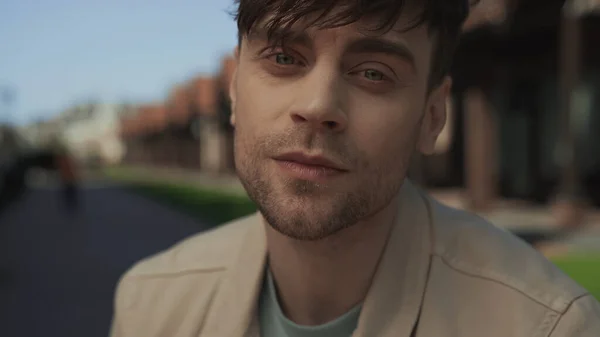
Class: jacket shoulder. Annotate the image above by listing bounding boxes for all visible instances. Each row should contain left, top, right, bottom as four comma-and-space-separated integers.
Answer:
426, 195, 589, 314
110, 213, 261, 336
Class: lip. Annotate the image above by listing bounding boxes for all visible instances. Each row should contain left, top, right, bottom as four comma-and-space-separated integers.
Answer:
273, 152, 348, 182
274, 152, 347, 170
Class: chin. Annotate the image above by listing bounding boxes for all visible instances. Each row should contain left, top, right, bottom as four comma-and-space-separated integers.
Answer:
238, 165, 372, 240
277, 175, 340, 197
260, 195, 357, 241
266, 214, 340, 241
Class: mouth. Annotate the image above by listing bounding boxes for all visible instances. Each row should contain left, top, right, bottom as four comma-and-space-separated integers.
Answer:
272, 152, 348, 182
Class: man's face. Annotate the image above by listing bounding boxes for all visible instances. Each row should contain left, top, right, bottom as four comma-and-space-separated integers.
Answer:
231, 10, 450, 240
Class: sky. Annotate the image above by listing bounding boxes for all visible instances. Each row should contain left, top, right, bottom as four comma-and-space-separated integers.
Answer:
0, 0, 239, 126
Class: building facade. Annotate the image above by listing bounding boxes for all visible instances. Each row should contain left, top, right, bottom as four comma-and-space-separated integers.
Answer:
418, 0, 600, 225
120, 56, 237, 173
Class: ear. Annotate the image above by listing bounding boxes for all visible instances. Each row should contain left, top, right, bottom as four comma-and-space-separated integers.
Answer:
229, 46, 240, 127
417, 76, 452, 155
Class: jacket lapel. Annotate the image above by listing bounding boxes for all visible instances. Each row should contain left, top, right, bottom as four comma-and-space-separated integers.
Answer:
353, 180, 433, 337
200, 213, 267, 337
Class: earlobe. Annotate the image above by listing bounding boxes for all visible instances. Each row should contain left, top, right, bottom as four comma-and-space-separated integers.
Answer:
230, 110, 236, 126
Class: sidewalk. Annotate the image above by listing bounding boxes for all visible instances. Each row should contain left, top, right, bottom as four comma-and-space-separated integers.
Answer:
429, 189, 600, 256
429, 189, 600, 232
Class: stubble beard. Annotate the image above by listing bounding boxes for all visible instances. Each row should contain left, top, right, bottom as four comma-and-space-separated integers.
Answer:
234, 129, 408, 242
242, 172, 374, 241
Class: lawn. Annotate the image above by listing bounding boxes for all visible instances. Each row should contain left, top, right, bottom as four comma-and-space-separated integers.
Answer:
552, 255, 600, 300
105, 167, 257, 226
126, 180, 257, 226
106, 169, 600, 300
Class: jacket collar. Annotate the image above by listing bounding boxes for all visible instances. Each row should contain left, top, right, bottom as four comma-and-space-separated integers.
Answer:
203, 179, 432, 337
200, 212, 267, 337
353, 179, 432, 337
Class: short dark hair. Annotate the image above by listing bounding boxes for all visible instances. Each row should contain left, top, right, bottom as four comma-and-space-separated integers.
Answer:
233, 0, 474, 90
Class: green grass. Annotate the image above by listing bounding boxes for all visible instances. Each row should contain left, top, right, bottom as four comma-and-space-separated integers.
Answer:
106, 167, 600, 300
551, 255, 600, 300
105, 167, 256, 225
127, 181, 257, 225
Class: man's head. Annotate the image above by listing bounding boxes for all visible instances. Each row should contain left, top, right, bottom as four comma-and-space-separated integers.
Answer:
230, 0, 471, 241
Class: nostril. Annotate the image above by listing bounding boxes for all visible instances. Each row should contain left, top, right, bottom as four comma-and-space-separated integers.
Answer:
323, 121, 337, 129
291, 114, 307, 123
290, 113, 340, 130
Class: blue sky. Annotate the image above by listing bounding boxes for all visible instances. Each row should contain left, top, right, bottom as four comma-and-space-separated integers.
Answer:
0, 0, 238, 125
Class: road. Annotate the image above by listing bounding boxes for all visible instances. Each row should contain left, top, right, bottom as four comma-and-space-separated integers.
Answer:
0, 183, 209, 337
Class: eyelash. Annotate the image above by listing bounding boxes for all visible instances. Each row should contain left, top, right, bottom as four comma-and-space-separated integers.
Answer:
263, 48, 304, 66
261, 48, 394, 84
353, 69, 388, 82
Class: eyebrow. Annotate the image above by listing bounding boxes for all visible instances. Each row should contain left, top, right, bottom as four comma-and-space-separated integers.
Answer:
345, 37, 416, 72
246, 26, 416, 72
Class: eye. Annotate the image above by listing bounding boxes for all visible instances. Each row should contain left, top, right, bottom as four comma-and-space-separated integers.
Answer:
347, 64, 398, 93
273, 53, 296, 65
363, 69, 385, 81
260, 48, 305, 77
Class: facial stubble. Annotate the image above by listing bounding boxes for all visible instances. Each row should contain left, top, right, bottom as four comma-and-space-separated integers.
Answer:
233, 123, 413, 241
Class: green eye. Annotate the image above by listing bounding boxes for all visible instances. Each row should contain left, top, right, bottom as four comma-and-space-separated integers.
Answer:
364, 69, 384, 81
275, 53, 295, 65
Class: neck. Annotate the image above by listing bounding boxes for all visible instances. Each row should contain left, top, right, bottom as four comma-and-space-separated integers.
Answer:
264, 194, 399, 326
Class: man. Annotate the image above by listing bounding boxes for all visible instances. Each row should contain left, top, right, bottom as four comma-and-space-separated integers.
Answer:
48, 137, 80, 213
110, 0, 600, 336
54, 148, 79, 213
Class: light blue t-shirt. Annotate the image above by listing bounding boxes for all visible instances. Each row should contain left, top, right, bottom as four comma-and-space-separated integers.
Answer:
258, 271, 362, 337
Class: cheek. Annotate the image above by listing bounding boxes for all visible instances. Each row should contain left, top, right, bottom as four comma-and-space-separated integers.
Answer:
348, 95, 422, 167
234, 70, 285, 160
235, 67, 288, 129
352, 123, 418, 174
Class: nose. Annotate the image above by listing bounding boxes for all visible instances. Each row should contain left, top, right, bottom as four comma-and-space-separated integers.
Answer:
289, 71, 348, 133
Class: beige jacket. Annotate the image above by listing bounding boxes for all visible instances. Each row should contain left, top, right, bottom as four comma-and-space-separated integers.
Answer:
110, 181, 600, 337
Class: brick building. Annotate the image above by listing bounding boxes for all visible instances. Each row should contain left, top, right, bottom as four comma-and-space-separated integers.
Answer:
120, 56, 235, 173
120, 103, 167, 166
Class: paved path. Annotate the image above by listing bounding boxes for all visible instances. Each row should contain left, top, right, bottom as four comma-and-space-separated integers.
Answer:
0, 183, 209, 337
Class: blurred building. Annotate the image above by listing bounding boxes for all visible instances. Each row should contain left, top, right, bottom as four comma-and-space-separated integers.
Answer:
121, 103, 169, 167
120, 55, 236, 173
20, 102, 131, 166
419, 0, 600, 224
24, 119, 63, 147
60, 103, 126, 165
119, 0, 600, 226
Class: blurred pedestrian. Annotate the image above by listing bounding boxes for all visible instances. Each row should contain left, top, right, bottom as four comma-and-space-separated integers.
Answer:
50, 138, 80, 214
